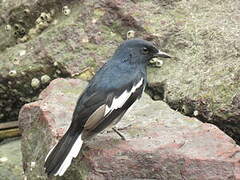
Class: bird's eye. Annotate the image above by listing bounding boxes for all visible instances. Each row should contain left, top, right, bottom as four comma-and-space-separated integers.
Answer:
142, 47, 149, 55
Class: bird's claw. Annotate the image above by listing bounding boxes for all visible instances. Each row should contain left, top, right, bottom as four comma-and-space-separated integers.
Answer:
112, 127, 126, 141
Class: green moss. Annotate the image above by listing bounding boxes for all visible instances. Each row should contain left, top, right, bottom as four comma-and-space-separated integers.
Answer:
83, 43, 98, 51
78, 162, 90, 180
85, 57, 96, 67
127, 127, 144, 138
93, 9, 105, 18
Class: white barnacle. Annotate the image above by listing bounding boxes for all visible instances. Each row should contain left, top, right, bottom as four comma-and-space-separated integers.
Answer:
8, 70, 17, 77
19, 50, 26, 56
41, 75, 51, 84
39, 12, 52, 23
5, 24, 11, 31
62, 6, 69, 11
155, 59, 163, 67
36, 21, 49, 30
23, 8, 30, 14
18, 35, 29, 43
31, 78, 40, 89
127, 30, 135, 39
82, 36, 89, 43
149, 58, 163, 67
193, 110, 199, 116
62, 6, 71, 16
56, 70, 61, 74
30, 161, 36, 168
53, 61, 58, 66
14, 24, 21, 30
40, 12, 47, 21
35, 17, 42, 24
45, 13, 52, 23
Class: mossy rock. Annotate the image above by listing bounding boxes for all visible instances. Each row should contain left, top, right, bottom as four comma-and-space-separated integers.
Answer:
0, 0, 124, 123
142, 0, 240, 144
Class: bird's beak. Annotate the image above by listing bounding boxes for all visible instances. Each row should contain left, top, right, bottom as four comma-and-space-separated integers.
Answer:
154, 50, 171, 58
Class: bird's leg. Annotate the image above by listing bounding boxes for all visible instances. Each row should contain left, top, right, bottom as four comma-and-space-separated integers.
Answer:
112, 127, 126, 141
114, 124, 132, 131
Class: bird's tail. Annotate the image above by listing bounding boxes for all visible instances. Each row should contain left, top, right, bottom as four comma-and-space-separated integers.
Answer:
44, 128, 83, 176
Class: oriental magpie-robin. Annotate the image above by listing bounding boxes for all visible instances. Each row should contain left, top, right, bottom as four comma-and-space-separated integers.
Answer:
44, 39, 171, 176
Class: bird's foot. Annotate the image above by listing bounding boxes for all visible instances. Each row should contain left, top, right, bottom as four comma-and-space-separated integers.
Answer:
112, 127, 126, 141
115, 124, 132, 131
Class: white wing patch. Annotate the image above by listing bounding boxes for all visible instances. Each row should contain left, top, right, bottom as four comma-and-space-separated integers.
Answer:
105, 78, 143, 116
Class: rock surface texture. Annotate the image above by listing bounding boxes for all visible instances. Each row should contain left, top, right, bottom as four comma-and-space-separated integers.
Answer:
145, 0, 240, 145
0, 0, 239, 146
19, 78, 240, 180
0, 138, 23, 180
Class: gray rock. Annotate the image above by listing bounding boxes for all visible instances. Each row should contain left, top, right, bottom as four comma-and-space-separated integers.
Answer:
19, 78, 240, 180
142, 0, 240, 144
0, 138, 23, 180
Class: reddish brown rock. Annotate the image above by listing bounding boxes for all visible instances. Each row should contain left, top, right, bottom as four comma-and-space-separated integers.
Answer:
19, 78, 240, 180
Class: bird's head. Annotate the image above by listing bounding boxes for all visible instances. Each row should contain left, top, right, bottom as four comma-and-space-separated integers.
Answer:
113, 39, 171, 64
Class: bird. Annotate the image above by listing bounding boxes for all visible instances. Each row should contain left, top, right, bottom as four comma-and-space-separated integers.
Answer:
44, 38, 171, 176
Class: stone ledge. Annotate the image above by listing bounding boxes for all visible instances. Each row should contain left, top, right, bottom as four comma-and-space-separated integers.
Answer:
19, 78, 240, 180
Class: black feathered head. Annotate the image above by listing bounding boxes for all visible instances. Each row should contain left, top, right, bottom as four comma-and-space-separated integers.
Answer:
113, 39, 171, 64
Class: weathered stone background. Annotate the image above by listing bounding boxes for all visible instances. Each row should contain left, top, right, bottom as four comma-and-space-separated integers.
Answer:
0, 0, 240, 178
146, 0, 240, 145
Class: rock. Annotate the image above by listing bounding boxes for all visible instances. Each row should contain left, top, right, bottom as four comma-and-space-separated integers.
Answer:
19, 78, 240, 180
0, 0, 188, 124
0, 138, 23, 180
0, 0, 123, 123
144, 0, 240, 144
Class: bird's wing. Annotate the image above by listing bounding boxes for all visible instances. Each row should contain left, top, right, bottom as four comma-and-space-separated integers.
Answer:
70, 77, 145, 140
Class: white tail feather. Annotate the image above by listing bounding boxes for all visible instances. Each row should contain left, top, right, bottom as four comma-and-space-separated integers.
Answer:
54, 134, 83, 176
